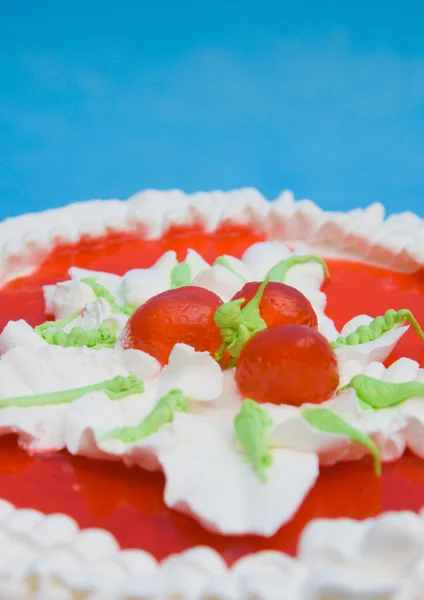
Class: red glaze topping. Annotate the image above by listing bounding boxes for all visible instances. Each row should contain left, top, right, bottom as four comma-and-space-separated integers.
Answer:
235, 324, 339, 406
231, 281, 318, 330
122, 286, 223, 364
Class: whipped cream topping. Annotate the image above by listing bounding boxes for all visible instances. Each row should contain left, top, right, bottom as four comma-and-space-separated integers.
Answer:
0, 320, 48, 356
324, 358, 424, 463
67, 344, 225, 471
0, 343, 160, 451
160, 412, 319, 536
43, 279, 97, 319
1, 499, 423, 599
68, 249, 209, 310
2, 188, 424, 286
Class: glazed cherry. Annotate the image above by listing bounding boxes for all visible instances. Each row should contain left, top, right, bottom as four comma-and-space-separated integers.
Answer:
231, 281, 318, 330
121, 286, 223, 364
235, 324, 339, 406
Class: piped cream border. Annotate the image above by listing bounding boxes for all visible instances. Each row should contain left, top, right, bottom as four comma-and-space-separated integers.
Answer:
1, 188, 424, 285
0, 499, 422, 599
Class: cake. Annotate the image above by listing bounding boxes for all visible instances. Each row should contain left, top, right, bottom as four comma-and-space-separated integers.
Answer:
1, 188, 424, 599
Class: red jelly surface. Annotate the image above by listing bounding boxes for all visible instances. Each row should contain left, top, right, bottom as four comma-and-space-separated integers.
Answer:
1, 225, 424, 565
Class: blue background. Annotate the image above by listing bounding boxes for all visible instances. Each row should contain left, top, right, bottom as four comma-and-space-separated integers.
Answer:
1, 1, 423, 220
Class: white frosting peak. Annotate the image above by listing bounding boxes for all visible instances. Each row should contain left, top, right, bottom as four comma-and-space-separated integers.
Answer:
44, 280, 96, 319
158, 343, 223, 401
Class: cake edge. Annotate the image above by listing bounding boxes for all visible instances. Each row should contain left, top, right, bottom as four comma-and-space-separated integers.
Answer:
1, 188, 424, 285
0, 498, 421, 598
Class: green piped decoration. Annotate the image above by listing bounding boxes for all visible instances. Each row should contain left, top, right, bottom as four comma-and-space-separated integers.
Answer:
302, 407, 381, 476
331, 309, 424, 349
0, 375, 144, 409
35, 310, 82, 334
40, 325, 117, 349
234, 399, 274, 482
339, 374, 424, 410
81, 278, 133, 316
265, 255, 329, 283
35, 310, 117, 350
170, 262, 191, 288
214, 277, 269, 364
107, 388, 189, 443
213, 256, 246, 282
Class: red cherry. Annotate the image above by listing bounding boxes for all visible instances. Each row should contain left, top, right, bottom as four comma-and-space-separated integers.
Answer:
231, 281, 318, 330
235, 325, 339, 406
121, 286, 223, 364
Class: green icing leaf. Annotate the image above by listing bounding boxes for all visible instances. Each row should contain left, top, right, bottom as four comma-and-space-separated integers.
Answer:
170, 261, 191, 288
234, 399, 274, 482
331, 309, 424, 349
213, 256, 246, 282
107, 388, 189, 443
266, 255, 329, 283
0, 375, 144, 409
359, 398, 375, 412
340, 374, 424, 410
81, 278, 133, 316
214, 278, 269, 363
302, 407, 381, 476
39, 325, 117, 349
